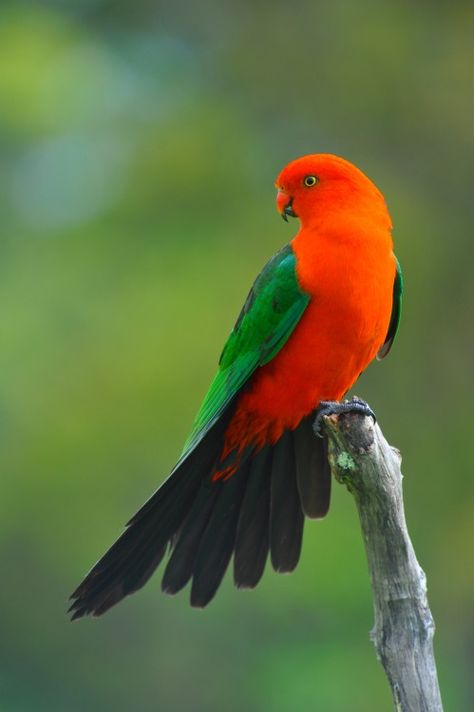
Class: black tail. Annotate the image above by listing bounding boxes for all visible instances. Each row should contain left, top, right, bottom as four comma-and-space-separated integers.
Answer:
69, 412, 330, 618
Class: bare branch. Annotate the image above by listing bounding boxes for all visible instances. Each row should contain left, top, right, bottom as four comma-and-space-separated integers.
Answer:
322, 412, 444, 712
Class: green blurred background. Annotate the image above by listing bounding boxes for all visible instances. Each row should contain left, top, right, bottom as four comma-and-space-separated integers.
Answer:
1, 1, 473, 710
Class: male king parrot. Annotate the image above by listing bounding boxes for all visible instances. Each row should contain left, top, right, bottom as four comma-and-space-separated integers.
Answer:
70, 153, 403, 618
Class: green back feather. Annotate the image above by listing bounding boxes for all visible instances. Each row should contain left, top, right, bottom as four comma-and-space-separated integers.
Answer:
181, 244, 310, 458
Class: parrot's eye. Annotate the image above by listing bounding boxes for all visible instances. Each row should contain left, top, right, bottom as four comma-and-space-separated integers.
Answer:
303, 175, 318, 187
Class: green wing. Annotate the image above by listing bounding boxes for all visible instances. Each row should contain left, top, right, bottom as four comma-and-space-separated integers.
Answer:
181, 243, 310, 457
377, 256, 403, 360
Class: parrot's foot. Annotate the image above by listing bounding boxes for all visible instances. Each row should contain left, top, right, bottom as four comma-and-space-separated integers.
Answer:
313, 397, 376, 438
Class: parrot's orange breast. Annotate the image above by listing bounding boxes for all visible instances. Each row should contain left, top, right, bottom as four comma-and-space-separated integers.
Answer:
222, 222, 396, 454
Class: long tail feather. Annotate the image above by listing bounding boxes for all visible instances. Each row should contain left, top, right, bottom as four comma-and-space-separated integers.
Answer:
69, 412, 232, 618
233, 446, 272, 589
190, 461, 251, 608
161, 480, 221, 595
269, 430, 304, 572
294, 415, 331, 518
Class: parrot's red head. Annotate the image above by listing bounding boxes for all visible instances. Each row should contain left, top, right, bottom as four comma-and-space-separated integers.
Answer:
275, 154, 391, 231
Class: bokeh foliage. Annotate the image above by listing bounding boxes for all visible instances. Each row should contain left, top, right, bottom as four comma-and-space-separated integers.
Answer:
1, 1, 473, 710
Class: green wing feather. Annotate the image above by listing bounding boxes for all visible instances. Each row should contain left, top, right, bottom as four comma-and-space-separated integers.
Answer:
377, 256, 403, 360
181, 244, 310, 457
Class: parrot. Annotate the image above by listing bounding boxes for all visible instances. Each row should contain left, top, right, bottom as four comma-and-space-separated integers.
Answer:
69, 153, 403, 618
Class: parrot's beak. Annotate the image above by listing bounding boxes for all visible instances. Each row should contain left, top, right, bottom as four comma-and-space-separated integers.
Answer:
276, 190, 297, 221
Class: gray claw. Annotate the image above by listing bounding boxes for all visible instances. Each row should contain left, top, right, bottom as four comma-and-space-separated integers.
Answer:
312, 398, 376, 437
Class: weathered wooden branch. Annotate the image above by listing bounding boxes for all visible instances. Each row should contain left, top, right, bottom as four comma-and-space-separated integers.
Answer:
322, 411, 443, 712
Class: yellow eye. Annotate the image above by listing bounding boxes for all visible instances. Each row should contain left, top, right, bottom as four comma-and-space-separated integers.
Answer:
303, 175, 318, 187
